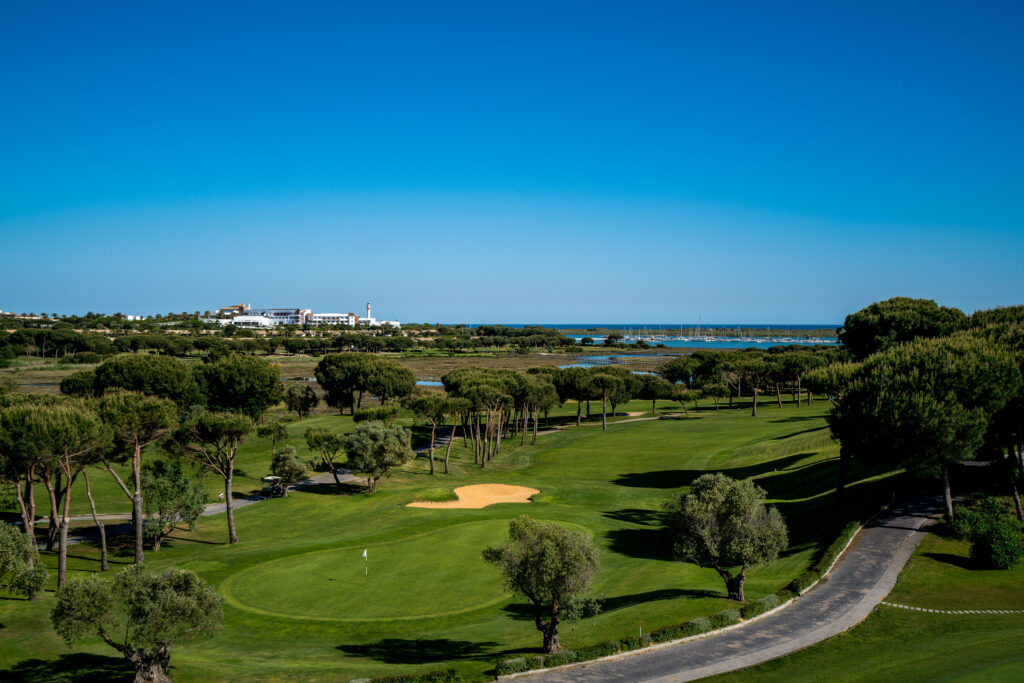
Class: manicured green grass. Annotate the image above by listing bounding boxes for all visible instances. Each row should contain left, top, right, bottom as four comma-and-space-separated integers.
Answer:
710, 533, 1024, 683
0, 400, 891, 681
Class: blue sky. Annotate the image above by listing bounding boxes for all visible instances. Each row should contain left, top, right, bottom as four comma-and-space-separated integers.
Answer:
2, 1, 1022, 323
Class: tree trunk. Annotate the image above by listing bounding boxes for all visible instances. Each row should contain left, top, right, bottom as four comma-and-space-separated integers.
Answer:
532, 411, 539, 446
58, 515, 70, 588
428, 421, 436, 475
576, 400, 582, 426
542, 623, 561, 654
751, 387, 759, 417
225, 466, 239, 544
943, 465, 954, 521
129, 646, 172, 683
776, 383, 782, 408
15, 472, 36, 543
717, 566, 746, 602
443, 423, 455, 474
329, 461, 341, 485
45, 475, 60, 551
601, 394, 608, 431
132, 443, 145, 565
494, 410, 503, 459
797, 377, 802, 407
535, 604, 561, 654
586, 400, 590, 419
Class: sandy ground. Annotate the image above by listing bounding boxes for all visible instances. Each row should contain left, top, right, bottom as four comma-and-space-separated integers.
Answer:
407, 483, 540, 509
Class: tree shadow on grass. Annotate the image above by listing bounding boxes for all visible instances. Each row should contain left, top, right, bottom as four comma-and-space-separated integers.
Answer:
300, 482, 366, 496
0, 653, 132, 683
605, 527, 673, 561
602, 508, 664, 526
337, 638, 498, 664
768, 415, 825, 423
923, 552, 976, 570
770, 425, 828, 441
500, 588, 715, 623
614, 452, 815, 490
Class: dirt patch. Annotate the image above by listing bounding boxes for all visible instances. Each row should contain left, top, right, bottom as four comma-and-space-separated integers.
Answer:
407, 484, 540, 509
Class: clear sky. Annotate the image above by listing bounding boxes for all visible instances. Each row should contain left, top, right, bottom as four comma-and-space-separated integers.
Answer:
2, 1, 1022, 323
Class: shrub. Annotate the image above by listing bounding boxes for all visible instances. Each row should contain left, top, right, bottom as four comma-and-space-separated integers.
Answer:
951, 508, 984, 540
709, 609, 741, 629
739, 594, 782, 620
971, 517, 1024, 569
689, 616, 712, 634
813, 521, 860, 573
788, 570, 819, 594
576, 640, 622, 659
495, 658, 531, 676
370, 668, 462, 683
544, 649, 579, 667
354, 406, 401, 424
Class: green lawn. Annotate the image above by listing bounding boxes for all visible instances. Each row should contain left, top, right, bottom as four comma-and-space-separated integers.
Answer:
710, 532, 1024, 683
0, 399, 893, 681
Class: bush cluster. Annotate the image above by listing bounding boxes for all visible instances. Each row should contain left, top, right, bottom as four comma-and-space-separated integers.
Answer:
739, 594, 782, 620
370, 667, 462, 682
952, 498, 1024, 570
786, 521, 860, 593
353, 406, 402, 423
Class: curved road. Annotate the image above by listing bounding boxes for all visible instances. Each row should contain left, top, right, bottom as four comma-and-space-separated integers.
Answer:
518, 496, 941, 682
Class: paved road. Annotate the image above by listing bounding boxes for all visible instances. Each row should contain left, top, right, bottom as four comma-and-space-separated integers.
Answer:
520, 496, 942, 682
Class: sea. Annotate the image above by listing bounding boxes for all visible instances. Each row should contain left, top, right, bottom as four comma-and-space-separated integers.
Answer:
463, 323, 840, 350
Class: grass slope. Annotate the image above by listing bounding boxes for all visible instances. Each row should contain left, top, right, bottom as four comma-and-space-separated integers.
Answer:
1, 400, 891, 682
710, 533, 1024, 683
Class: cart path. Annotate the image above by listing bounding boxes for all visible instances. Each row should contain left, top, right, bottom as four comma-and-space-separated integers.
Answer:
517, 495, 942, 683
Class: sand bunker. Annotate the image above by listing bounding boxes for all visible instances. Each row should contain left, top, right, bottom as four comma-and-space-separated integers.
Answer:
407, 484, 540, 509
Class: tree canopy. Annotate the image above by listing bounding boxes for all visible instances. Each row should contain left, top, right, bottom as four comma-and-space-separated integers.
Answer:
343, 420, 413, 493
663, 473, 788, 602
51, 565, 223, 683
195, 354, 283, 421
839, 297, 967, 360
483, 515, 600, 653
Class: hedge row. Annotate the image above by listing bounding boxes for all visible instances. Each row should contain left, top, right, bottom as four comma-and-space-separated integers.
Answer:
494, 609, 742, 676
370, 668, 462, 683
494, 521, 863, 678
786, 520, 861, 594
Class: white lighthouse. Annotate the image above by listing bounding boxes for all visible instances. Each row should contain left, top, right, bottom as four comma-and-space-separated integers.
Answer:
366, 302, 371, 320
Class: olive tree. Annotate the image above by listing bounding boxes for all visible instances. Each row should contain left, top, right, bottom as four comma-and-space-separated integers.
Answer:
344, 421, 413, 493
0, 523, 47, 600
663, 473, 788, 602
51, 565, 223, 683
140, 460, 206, 552
483, 515, 600, 653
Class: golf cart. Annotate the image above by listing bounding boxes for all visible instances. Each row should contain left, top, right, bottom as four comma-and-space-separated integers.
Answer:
261, 475, 286, 498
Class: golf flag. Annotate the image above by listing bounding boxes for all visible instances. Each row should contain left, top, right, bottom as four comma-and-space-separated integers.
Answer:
363, 548, 368, 578
362, 548, 367, 559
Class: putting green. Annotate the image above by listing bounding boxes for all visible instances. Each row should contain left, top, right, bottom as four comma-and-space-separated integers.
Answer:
222, 520, 515, 621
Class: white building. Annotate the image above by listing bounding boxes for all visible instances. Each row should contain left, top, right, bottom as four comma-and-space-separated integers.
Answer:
206, 302, 399, 328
